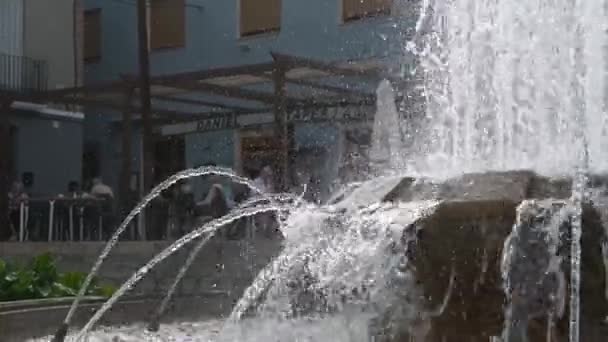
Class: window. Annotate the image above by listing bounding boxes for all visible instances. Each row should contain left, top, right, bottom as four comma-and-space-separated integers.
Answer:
240, 0, 281, 37
150, 0, 186, 50
342, 0, 392, 22
84, 9, 101, 62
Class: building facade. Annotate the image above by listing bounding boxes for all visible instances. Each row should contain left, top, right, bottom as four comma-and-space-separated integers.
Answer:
82, 0, 418, 199
1, 0, 84, 197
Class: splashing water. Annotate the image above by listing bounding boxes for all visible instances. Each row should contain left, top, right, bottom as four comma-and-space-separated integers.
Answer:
32, 1, 608, 341
61, 166, 264, 332
408, 0, 607, 178
569, 146, 589, 342
501, 200, 569, 341
410, 3, 605, 337
35, 197, 438, 342
74, 204, 287, 341
226, 201, 438, 340
369, 80, 406, 175
148, 194, 300, 331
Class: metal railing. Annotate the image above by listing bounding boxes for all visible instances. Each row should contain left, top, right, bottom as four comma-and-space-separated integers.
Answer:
0, 53, 48, 95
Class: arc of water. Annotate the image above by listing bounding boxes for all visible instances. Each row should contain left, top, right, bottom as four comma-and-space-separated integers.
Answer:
224, 187, 314, 324
227, 246, 307, 323
59, 166, 264, 337
147, 193, 301, 331
73, 204, 287, 341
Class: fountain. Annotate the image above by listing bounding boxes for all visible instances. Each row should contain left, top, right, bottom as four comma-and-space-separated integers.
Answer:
17, 0, 608, 341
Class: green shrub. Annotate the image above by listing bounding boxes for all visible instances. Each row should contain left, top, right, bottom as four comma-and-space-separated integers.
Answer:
0, 253, 116, 302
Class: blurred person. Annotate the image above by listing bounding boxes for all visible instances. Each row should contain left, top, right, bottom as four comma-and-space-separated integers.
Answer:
90, 177, 114, 199
8, 180, 28, 201
254, 165, 275, 193
199, 162, 235, 208
89, 178, 115, 240
63, 181, 91, 199
200, 184, 229, 218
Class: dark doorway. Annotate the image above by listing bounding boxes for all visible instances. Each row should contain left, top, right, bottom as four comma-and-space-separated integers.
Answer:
240, 126, 295, 186
147, 135, 185, 241
82, 141, 101, 185
154, 135, 185, 185
241, 132, 281, 179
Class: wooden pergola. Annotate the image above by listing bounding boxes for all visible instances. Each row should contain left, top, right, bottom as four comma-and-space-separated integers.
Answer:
0, 53, 395, 223
18, 52, 390, 121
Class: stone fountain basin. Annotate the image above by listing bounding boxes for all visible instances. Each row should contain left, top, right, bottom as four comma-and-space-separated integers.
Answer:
366, 170, 608, 341
312, 170, 608, 341
5, 170, 608, 341
0, 293, 231, 341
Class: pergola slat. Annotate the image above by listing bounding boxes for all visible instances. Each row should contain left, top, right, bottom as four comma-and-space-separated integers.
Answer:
3, 53, 392, 124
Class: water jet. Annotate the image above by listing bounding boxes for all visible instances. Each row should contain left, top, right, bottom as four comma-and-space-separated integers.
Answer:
10, 0, 608, 340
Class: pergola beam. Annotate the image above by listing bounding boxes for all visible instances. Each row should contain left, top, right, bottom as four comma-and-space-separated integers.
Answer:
284, 78, 375, 98
43, 80, 128, 98
123, 111, 240, 127
118, 87, 135, 221
271, 52, 385, 79
5, 54, 390, 126
152, 94, 268, 112
43, 62, 275, 98
143, 62, 275, 84
288, 96, 376, 109
47, 95, 202, 120
162, 81, 283, 104
273, 64, 290, 191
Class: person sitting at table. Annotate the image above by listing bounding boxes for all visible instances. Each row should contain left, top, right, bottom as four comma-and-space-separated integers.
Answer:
198, 162, 235, 208
90, 178, 114, 199
61, 181, 91, 199
253, 165, 276, 193
55, 181, 92, 241
88, 178, 115, 240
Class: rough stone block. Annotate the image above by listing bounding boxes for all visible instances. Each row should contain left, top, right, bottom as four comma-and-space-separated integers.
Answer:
375, 171, 608, 341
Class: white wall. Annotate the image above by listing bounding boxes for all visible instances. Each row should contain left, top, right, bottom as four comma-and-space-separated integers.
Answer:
23, 0, 79, 89
0, 0, 23, 56
0, 0, 24, 90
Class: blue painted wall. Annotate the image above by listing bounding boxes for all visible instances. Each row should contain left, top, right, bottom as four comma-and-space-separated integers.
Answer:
8, 111, 83, 196
83, 0, 413, 190
84, 0, 409, 82
82, 108, 141, 193
184, 130, 234, 199
185, 130, 234, 169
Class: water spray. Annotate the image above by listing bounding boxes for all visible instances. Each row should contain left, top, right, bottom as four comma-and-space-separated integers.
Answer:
52, 166, 263, 342
569, 138, 589, 342
146, 194, 301, 332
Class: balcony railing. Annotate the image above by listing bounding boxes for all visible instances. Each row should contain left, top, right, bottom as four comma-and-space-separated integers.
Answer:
0, 53, 48, 95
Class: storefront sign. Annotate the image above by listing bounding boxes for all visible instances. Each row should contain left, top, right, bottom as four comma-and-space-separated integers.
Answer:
195, 113, 238, 131
160, 105, 375, 136
288, 106, 374, 123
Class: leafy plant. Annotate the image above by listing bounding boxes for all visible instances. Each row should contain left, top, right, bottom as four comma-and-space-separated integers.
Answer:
0, 253, 116, 302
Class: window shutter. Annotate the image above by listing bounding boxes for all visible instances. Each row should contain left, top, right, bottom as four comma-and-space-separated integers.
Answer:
150, 0, 185, 50
240, 0, 281, 37
343, 0, 391, 22
84, 9, 101, 61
